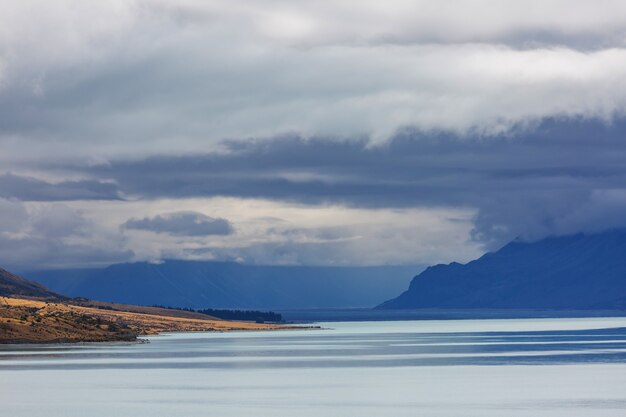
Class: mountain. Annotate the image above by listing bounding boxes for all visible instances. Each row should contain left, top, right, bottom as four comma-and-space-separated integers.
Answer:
379, 230, 626, 310
23, 261, 419, 309
0, 267, 63, 300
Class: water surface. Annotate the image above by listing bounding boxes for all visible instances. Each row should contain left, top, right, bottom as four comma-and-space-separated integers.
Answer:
3, 317, 626, 416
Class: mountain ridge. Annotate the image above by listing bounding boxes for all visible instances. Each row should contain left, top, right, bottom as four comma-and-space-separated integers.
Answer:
379, 230, 626, 310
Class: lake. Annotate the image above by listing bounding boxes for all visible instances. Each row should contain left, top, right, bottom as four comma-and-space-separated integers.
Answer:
3, 317, 626, 416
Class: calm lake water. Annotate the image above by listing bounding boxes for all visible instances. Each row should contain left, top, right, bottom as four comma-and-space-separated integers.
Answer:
3, 317, 626, 416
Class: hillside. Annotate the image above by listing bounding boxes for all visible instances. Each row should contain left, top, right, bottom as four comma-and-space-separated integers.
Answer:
379, 230, 626, 310
0, 297, 287, 343
0, 267, 291, 344
24, 261, 418, 309
0, 267, 62, 300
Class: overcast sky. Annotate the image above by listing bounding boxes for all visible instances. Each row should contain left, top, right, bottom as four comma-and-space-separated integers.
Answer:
3, 1, 626, 269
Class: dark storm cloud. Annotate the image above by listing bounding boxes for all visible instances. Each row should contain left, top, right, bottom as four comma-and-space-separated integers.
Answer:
0, 173, 120, 201
82, 118, 626, 204
70, 117, 626, 247
122, 212, 233, 236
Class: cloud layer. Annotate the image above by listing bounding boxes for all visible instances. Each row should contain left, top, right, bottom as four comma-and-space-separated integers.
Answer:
4, 1, 626, 162
72, 118, 626, 246
0, 173, 120, 201
3, 1, 626, 268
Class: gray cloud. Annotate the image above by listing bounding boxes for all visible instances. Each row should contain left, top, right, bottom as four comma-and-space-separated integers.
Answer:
4, 1, 626, 163
4, 2, 626, 267
122, 211, 233, 237
183, 224, 457, 267
64, 118, 626, 248
0, 199, 133, 269
0, 173, 120, 201
5, 117, 626, 266
0, 197, 29, 232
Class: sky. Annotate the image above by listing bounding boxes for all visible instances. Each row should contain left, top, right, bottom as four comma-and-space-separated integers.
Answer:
2, 0, 626, 269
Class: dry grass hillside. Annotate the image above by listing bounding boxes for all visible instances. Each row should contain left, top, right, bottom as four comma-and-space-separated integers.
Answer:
0, 265, 299, 344
0, 296, 290, 344
0, 267, 62, 299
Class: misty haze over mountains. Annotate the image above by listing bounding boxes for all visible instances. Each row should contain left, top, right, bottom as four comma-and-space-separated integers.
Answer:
25, 262, 418, 310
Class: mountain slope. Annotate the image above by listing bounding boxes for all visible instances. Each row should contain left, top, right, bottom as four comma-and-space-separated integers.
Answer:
24, 261, 418, 309
379, 230, 626, 310
0, 267, 63, 300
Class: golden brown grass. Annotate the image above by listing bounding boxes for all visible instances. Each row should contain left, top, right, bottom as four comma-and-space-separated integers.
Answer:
0, 297, 294, 344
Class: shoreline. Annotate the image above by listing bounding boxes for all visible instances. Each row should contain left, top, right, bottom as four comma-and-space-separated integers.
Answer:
0, 296, 313, 345
0, 325, 320, 346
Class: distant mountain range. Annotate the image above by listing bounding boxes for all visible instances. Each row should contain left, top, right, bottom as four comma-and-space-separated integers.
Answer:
24, 261, 419, 309
379, 230, 626, 310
